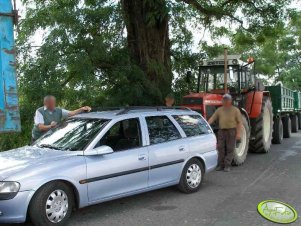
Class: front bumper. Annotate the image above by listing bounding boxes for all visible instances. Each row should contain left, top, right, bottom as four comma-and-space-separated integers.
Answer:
0, 190, 34, 223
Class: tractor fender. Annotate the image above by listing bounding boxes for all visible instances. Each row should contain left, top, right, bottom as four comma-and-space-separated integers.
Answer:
239, 108, 250, 128
245, 91, 265, 119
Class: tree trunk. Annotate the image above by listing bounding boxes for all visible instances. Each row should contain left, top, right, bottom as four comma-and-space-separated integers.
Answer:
121, 0, 172, 104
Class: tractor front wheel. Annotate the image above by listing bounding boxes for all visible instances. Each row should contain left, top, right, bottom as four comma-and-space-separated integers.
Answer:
233, 115, 250, 165
249, 97, 273, 153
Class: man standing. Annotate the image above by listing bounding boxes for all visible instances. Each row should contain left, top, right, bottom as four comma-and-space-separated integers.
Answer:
32, 95, 91, 142
165, 93, 175, 107
208, 94, 242, 172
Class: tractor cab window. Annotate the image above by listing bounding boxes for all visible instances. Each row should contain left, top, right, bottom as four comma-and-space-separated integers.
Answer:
201, 66, 239, 92
240, 68, 254, 90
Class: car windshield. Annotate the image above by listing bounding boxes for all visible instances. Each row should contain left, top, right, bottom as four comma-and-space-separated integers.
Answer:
35, 118, 109, 151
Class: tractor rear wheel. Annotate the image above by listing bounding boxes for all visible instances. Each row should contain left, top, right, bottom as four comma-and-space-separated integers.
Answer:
291, 114, 298, 133
233, 115, 250, 166
272, 117, 283, 144
282, 115, 291, 138
249, 97, 273, 153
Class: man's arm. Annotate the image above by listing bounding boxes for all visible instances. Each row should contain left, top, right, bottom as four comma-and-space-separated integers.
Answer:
34, 110, 56, 131
38, 122, 57, 131
68, 106, 92, 117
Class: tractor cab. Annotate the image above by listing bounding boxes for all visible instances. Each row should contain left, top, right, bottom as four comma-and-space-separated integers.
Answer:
182, 52, 273, 165
183, 55, 255, 119
200, 55, 255, 95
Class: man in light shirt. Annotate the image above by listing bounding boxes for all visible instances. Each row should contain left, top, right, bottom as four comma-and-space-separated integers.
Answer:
31, 95, 91, 142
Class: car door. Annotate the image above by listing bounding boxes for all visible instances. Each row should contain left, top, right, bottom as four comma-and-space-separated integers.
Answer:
84, 117, 149, 203
144, 115, 188, 187
172, 114, 216, 155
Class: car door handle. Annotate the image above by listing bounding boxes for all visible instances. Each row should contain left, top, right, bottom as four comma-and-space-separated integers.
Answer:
179, 146, 185, 152
138, 155, 147, 161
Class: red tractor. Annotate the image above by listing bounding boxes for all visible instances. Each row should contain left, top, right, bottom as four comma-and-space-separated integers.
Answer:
182, 52, 273, 165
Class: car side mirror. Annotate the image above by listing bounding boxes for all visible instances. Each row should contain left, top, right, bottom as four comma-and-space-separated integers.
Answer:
186, 71, 192, 84
85, 145, 114, 156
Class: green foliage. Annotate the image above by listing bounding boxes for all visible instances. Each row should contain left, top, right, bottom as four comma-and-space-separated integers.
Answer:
0, 0, 295, 151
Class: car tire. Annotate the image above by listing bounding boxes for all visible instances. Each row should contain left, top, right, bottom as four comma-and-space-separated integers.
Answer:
178, 158, 204, 193
29, 181, 75, 226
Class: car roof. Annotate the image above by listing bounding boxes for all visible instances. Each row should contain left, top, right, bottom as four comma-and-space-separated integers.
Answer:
73, 107, 200, 120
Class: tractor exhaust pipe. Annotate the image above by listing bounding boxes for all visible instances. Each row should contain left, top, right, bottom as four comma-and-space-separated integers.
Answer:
224, 48, 228, 94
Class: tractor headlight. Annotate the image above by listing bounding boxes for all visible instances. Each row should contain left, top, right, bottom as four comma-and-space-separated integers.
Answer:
0, 182, 20, 200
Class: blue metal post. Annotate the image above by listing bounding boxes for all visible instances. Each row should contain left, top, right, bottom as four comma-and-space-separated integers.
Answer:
0, 0, 21, 132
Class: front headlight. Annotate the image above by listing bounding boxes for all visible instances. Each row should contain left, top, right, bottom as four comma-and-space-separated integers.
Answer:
0, 182, 20, 200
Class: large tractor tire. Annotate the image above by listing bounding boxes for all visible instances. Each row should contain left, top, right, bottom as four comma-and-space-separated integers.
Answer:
249, 97, 273, 153
233, 115, 250, 166
291, 114, 298, 133
272, 117, 283, 144
282, 115, 291, 138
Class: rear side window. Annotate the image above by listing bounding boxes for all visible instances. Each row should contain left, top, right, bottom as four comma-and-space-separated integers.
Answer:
146, 116, 181, 145
173, 115, 211, 137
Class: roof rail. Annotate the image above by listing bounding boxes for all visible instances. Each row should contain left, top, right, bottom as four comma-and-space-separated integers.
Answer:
91, 106, 192, 115
116, 106, 192, 115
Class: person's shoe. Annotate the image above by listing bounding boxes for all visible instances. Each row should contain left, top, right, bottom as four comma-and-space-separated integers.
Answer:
224, 167, 231, 172
215, 166, 224, 171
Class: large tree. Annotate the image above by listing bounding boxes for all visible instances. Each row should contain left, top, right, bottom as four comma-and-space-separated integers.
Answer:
18, 0, 291, 105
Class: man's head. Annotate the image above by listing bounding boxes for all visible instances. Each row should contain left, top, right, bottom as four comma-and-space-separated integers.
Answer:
44, 95, 56, 111
222, 94, 232, 107
165, 93, 175, 107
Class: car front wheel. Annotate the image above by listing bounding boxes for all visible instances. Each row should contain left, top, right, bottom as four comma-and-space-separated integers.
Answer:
178, 158, 204, 193
29, 181, 75, 226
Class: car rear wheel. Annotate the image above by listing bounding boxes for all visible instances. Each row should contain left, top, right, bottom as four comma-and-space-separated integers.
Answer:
29, 181, 74, 226
178, 158, 204, 193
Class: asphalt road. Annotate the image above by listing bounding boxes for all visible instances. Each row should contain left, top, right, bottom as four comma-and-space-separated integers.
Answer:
4, 132, 301, 226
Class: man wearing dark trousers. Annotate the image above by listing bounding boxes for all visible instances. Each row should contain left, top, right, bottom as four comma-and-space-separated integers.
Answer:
208, 94, 242, 172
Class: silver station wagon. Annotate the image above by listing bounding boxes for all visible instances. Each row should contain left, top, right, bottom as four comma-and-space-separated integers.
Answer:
0, 107, 217, 226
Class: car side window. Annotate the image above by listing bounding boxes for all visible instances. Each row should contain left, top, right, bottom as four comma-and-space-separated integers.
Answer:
97, 118, 142, 151
146, 116, 181, 145
173, 115, 211, 137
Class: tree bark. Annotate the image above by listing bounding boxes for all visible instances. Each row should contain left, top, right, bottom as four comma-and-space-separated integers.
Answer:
121, 0, 172, 103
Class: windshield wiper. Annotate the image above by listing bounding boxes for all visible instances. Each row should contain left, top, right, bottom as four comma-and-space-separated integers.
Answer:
38, 144, 62, 150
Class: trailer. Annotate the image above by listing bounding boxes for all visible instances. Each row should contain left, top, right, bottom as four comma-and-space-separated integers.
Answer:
0, 0, 20, 132
266, 85, 301, 144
